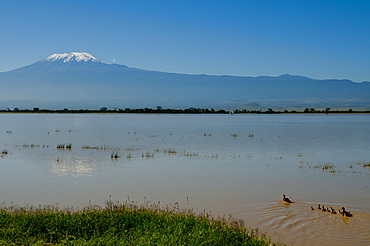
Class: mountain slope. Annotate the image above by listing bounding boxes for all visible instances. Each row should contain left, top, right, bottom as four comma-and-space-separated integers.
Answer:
0, 52, 369, 109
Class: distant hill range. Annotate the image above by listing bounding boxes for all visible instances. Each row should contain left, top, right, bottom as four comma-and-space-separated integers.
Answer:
1, 52, 369, 110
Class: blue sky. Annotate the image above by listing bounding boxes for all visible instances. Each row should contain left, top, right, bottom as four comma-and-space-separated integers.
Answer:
1, 0, 369, 82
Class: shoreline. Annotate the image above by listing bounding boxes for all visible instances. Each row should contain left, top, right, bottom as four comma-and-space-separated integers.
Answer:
0, 200, 284, 246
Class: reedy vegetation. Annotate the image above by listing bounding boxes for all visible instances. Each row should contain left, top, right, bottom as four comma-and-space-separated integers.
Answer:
0, 200, 282, 245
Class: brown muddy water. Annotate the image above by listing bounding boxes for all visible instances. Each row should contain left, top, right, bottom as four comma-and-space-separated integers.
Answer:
0, 114, 369, 245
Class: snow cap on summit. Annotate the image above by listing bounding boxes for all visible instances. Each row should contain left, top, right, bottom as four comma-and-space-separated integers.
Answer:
44, 52, 98, 62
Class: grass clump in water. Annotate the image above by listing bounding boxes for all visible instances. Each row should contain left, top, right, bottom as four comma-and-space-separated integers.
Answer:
111, 150, 120, 159
321, 163, 335, 170
57, 144, 72, 150
355, 161, 370, 168
163, 148, 177, 155
0, 201, 282, 246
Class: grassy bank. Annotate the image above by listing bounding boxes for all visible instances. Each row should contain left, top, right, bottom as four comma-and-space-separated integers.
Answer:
0, 200, 282, 246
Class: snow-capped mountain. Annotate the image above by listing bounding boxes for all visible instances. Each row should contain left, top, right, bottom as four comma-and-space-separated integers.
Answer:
42, 52, 99, 63
10, 52, 128, 73
0, 52, 369, 109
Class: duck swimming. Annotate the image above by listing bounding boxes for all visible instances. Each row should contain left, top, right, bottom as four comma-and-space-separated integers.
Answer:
317, 204, 322, 210
339, 207, 347, 215
339, 207, 352, 217
343, 208, 352, 217
282, 194, 292, 203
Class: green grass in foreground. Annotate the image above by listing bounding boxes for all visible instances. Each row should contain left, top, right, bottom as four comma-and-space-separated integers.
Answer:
0, 200, 282, 246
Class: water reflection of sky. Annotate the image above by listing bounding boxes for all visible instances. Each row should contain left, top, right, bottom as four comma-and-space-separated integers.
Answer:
48, 156, 95, 177
0, 114, 369, 246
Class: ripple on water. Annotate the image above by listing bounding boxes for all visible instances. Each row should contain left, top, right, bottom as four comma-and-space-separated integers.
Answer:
257, 201, 370, 246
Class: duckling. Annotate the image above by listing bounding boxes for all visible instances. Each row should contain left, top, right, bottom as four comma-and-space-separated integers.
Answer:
282, 194, 292, 203
339, 207, 352, 217
342, 208, 352, 217
340, 210, 348, 216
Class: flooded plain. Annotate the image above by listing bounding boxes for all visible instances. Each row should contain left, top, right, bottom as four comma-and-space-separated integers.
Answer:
0, 113, 369, 245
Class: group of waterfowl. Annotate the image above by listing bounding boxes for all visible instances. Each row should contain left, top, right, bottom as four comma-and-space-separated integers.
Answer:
311, 204, 353, 217
281, 194, 353, 217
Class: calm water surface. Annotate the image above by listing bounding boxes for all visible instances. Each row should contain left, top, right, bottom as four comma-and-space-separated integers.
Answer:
0, 114, 369, 245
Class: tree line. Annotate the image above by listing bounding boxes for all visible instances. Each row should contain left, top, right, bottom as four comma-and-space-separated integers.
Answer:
2, 106, 229, 114
1, 106, 369, 114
